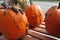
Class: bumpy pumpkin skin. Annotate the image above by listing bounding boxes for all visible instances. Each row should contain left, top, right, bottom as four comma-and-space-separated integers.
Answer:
24, 4, 43, 28
45, 6, 60, 37
0, 6, 27, 40
15, 5, 28, 27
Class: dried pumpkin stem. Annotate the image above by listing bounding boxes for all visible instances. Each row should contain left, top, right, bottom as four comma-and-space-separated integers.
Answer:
1, 2, 9, 9
11, 7, 18, 13
19, 9, 23, 14
58, 2, 60, 9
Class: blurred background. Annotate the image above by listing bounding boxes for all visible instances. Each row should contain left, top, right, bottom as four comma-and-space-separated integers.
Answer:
32, 0, 59, 18
0, 0, 59, 18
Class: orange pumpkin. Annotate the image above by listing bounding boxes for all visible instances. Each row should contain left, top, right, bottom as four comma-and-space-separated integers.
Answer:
0, 5, 4, 36
45, 2, 60, 37
24, 4, 43, 28
0, 5, 28, 40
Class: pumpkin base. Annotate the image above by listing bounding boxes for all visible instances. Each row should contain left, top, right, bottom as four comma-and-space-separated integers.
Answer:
0, 32, 2, 36
18, 37, 23, 40
29, 25, 36, 29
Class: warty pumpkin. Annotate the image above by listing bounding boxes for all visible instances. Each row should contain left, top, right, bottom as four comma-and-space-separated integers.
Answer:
45, 2, 60, 37
0, 3, 28, 40
24, 4, 43, 28
0, 5, 3, 36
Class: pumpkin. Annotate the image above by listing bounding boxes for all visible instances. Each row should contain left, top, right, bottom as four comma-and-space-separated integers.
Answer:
24, 4, 43, 28
45, 2, 60, 37
0, 5, 3, 36
0, 4, 28, 40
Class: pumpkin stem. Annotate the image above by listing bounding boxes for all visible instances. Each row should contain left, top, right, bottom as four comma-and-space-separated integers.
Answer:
58, 2, 60, 9
11, 7, 18, 13
29, 0, 33, 5
19, 9, 23, 14
1, 2, 9, 9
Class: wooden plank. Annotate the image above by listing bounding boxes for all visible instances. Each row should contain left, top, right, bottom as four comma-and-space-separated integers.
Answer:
38, 22, 46, 29
31, 27, 47, 33
0, 35, 8, 40
41, 22, 45, 25
0, 35, 40, 40
39, 24, 46, 29
23, 35, 39, 40
28, 29, 60, 40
